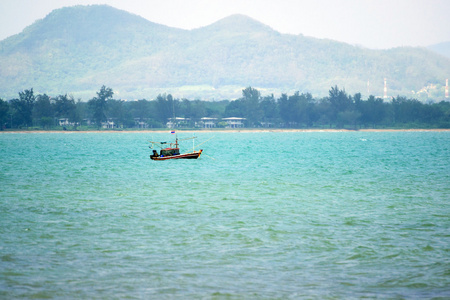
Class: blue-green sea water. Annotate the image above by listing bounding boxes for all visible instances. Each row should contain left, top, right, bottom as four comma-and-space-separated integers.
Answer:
1, 131, 449, 299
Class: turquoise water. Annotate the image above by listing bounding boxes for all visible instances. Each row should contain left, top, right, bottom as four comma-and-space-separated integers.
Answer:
1, 131, 449, 299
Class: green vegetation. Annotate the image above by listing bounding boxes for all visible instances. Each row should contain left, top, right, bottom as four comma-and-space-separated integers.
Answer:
0, 5, 449, 100
1, 86, 449, 131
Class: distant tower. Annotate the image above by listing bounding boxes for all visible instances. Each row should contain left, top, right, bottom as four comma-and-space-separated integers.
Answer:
446, 79, 449, 98
384, 78, 387, 99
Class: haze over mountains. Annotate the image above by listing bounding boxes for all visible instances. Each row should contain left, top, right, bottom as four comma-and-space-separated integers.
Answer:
0, 5, 449, 101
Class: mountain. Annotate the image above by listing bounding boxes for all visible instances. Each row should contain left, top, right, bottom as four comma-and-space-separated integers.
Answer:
428, 41, 450, 59
1, 5, 449, 100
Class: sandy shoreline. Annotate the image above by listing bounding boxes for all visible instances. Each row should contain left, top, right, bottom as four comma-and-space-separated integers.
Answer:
1, 128, 449, 133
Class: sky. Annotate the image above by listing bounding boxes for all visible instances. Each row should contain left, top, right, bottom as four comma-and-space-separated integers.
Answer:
1, 0, 449, 49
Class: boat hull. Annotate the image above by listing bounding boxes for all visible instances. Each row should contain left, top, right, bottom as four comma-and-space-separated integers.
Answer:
150, 150, 202, 160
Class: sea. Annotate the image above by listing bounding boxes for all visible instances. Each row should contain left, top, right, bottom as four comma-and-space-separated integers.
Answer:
0, 131, 449, 299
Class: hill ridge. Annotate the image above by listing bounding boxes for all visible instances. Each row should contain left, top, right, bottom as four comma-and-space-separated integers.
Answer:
198, 13, 277, 33
0, 5, 449, 100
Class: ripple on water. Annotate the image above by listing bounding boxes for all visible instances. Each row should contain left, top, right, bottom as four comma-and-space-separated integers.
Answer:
0, 131, 449, 298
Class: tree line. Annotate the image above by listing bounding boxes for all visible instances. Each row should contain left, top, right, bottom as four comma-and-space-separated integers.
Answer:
1, 85, 449, 130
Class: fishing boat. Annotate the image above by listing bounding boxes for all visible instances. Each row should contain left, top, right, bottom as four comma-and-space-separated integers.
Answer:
149, 135, 203, 161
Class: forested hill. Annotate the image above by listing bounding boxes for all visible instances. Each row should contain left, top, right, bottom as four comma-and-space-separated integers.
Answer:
1, 5, 449, 100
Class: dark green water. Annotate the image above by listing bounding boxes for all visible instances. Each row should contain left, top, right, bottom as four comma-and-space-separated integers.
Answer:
1, 131, 449, 299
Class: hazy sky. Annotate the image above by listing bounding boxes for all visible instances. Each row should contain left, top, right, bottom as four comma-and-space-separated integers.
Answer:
1, 0, 449, 49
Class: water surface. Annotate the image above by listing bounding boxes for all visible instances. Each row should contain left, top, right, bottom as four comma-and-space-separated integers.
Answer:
1, 131, 449, 298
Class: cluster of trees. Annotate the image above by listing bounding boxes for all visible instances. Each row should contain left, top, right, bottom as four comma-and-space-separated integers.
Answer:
1, 86, 449, 130
0, 86, 227, 130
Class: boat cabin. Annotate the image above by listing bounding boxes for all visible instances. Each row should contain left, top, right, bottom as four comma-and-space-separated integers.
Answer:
160, 147, 180, 157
